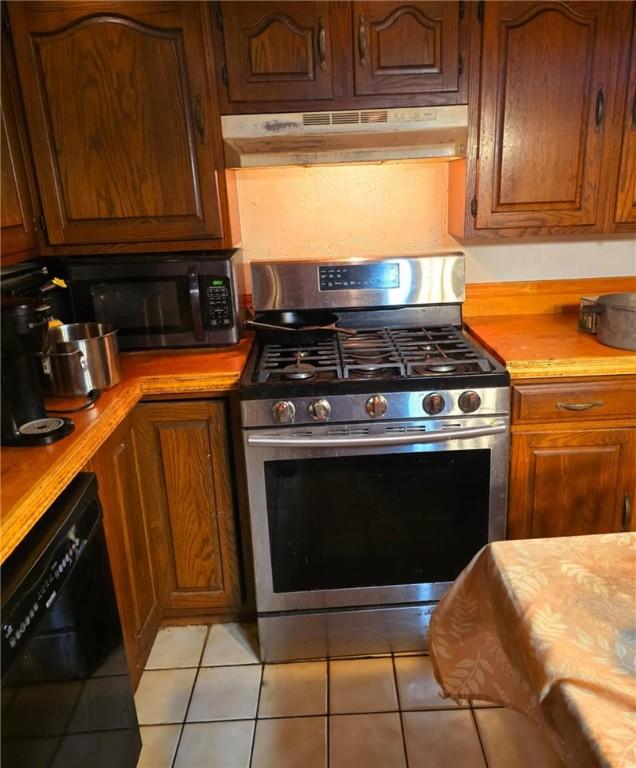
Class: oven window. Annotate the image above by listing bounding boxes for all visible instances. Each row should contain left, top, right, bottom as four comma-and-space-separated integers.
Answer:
265, 450, 490, 592
89, 280, 189, 334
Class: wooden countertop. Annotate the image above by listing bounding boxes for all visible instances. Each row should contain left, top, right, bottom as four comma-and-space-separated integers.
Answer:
466, 313, 636, 379
0, 339, 253, 564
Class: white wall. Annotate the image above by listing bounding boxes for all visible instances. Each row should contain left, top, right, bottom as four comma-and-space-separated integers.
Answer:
234, 163, 636, 287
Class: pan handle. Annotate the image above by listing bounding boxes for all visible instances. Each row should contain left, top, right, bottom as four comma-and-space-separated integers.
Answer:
245, 319, 296, 332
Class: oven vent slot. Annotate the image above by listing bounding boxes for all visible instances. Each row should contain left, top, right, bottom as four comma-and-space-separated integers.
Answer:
327, 427, 348, 436
349, 427, 369, 436
441, 423, 461, 429
385, 425, 406, 433
406, 426, 428, 433
292, 429, 314, 437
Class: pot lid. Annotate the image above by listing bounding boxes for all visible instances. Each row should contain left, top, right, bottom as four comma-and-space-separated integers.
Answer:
597, 292, 636, 312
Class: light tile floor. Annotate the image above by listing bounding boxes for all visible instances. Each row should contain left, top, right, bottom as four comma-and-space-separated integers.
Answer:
136, 624, 565, 768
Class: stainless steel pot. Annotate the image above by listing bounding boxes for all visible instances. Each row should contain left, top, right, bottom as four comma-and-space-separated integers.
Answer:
42, 323, 121, 396
579, 293, 636, 351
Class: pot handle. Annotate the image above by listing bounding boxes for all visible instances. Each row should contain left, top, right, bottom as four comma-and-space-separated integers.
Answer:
40, 349, 88, 371
579, 301, 603, 334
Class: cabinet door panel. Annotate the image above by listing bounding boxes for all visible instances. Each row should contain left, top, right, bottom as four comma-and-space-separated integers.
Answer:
509, 428, 635, 539
477, 1, 632, 230
1, 36, 38, 263
353, 2, 460, 95
615, 18, 636, 226
8, 2, 224, 246
134, 400, 241, 616
88, 419, 160, 689
222, 1, 336, 103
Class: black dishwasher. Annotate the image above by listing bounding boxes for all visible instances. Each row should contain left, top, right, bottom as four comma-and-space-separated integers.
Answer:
1, 474, 141, 768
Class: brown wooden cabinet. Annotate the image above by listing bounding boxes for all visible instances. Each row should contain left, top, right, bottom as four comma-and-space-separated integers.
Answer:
215, 0, 468, 113
87, 418, 160, 688
1, 22, 40, 265
352, 2, 461, 97
449, 1, 635, 238
133, 399, 242, 618
615, 16, 636, 229
7, 1, 238, 253
508, 377, 636, 540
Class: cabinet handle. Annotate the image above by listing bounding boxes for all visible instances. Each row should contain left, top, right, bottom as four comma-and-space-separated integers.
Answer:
318, 17, 327, 71
594, 84, 605, 131
358, 14, 367, 66
555, 400, 604, 412
622, 493, 632, 531
193, 94, 206, 144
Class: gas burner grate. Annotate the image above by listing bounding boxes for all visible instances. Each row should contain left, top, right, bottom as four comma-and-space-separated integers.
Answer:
253, 325, 493, 383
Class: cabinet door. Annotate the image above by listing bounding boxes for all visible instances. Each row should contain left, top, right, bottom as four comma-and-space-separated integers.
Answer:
1, 31, 38, 264
221, 1, 337, 103
353, 2, 460, 96
88, 419, 160, 689
508, 428, 636, 539
8, 2, 226, 247
476, 1, 632, 231
134, 400, 241, 616
615, 17, 636, 227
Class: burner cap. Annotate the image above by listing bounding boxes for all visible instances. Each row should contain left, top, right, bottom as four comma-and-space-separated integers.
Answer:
282, 362, 316, 380
425, 363, 457, 373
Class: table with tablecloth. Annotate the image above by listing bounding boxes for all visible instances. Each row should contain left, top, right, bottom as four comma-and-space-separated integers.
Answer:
430, 532, 636, 768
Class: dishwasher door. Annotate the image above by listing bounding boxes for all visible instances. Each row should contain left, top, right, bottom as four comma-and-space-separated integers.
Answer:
1, 473, 141, 768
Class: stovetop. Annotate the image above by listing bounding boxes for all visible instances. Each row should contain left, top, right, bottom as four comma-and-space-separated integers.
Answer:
241, 324, 509, 400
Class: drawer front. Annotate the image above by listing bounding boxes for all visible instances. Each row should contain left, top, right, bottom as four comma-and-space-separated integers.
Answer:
513, 378, 636, 424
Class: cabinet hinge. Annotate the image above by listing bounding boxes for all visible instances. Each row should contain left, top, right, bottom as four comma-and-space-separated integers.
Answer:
221, 62, 228, 87
215, 4, 223, 32
39, 214, 47, 231
470, 198, 478, 217
459, 1, 465, 21
477, 1, 484, 24
458, 53, 464, 76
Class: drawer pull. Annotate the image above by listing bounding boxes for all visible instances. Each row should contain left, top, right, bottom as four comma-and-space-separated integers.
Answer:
555, 400, 604, 412
623, 493, 632, 532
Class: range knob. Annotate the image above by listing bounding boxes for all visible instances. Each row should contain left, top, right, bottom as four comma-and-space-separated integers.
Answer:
309, 399, 331, 422
272, 400, 295, 423
365, 394, 388, 418
423, 392, 446, 415
459, 390, 481, 413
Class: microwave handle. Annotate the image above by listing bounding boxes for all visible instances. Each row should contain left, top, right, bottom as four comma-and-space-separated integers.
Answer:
188, 268, 205, 341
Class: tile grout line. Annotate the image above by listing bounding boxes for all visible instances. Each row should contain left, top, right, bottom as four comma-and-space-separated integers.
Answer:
248, 662, 265, 767
391, 653, 410, 768
469, 705, 490, 768
169, 625, 212, 768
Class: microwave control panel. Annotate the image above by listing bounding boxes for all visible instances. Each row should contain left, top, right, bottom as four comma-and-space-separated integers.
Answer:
204, 276, 233, 329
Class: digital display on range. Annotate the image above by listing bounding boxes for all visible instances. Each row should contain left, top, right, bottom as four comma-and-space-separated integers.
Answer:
319, 263, 400, 291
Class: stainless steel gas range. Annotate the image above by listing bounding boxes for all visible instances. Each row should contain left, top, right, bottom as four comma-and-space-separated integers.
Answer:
240, 254, 510, 661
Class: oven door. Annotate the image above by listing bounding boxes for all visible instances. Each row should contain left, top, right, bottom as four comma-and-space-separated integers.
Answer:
243, 417, 509, 613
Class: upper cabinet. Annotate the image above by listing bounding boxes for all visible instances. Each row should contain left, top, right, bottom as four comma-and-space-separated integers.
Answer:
1, 24, 40, 265
614, 16, 636, 228
221, 1, 338, 103
352, 2, 460, 97
7, 1, 239, 253
449, 1, 635, 238
214, 1, 468, 113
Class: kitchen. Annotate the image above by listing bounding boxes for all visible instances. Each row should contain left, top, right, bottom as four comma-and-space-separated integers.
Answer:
1, 1, 635, 767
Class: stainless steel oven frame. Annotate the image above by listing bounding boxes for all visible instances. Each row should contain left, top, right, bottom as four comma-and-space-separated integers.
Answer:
243, 412, 509, 615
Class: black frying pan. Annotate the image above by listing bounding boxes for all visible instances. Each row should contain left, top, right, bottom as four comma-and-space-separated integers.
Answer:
245, 310, 357, 344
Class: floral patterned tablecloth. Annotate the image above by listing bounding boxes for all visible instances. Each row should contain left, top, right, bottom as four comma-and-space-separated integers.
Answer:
430, 533, 636, 768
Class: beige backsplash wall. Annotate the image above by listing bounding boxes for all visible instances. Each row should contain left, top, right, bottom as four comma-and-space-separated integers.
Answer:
234, 163, 636, 289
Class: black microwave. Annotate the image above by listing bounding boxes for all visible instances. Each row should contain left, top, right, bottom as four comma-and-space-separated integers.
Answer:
62, 251, 245, 350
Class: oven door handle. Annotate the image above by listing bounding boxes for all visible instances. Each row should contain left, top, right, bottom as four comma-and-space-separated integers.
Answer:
247, 423, 507, 448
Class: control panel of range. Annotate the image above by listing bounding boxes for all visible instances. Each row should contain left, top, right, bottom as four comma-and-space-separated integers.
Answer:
204, 276, 233, 329
318, 262, 400, 291
258, 389, 505, 428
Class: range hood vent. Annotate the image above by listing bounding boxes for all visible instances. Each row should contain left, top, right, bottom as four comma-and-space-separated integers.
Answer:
221, 106, 468, 168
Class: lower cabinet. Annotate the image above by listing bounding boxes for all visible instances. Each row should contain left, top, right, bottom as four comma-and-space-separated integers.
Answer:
133, 399, 242, 617
88, 419, 160, 688
508, 377, 636, 539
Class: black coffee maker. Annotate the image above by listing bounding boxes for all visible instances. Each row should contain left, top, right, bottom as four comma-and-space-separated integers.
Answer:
1, 297, 74, 446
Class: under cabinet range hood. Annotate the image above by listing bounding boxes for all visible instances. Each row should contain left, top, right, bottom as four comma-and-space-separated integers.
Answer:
221, 105, 468, 168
